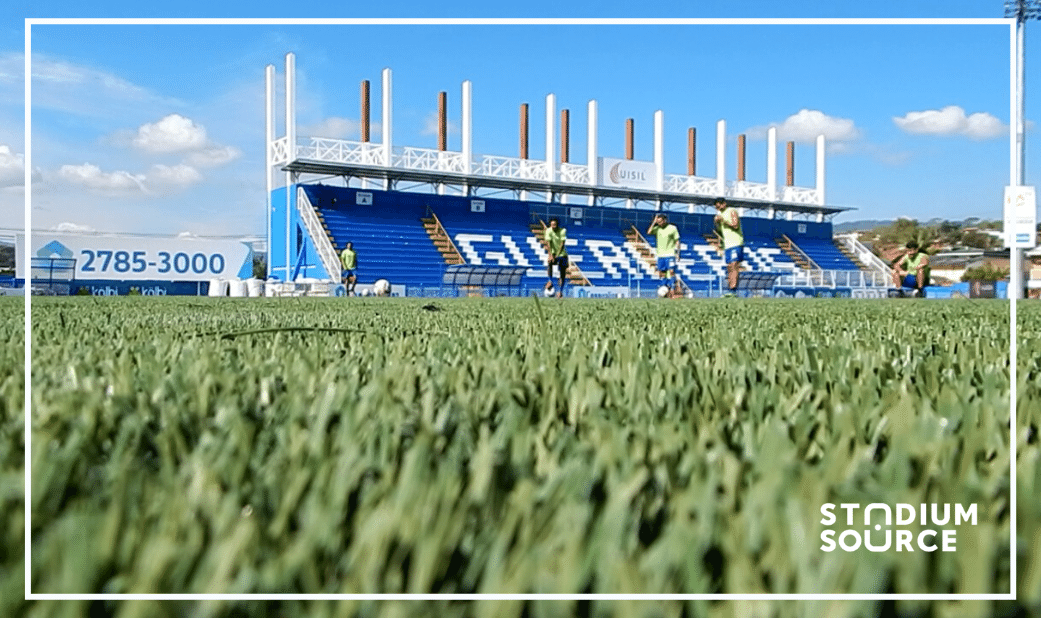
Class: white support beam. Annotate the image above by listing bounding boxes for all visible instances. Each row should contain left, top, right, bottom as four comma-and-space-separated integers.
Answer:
265, 64, 275, 278
285, 54, 295, 160
716, 119, 726, 196
587, 99, 597, 206
285, 53, 295, 281
462, 80, 472, 176
767, 127, 777, 202
382, 68, 393, 191
815, 134, 826, 205
654, 110, 664, 209
546, 93, 556, 201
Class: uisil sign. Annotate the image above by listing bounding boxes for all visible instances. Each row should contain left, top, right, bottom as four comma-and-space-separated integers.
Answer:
598, 157, 658, 191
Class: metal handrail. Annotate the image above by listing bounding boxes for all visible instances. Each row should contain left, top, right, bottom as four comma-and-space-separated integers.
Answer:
296, 188, 341, 283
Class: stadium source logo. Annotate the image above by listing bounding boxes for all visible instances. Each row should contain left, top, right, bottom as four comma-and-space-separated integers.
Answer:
819, 503, 977, 553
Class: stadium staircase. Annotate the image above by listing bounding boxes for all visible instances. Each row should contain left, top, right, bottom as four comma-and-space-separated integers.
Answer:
624, 224, 692, 295
794, 237, 860, 271
832, 240, 867, 270
421, 209, 466, 266
833, 233, 894, 281
530, 219, 592, 286
776, 235, 818, 270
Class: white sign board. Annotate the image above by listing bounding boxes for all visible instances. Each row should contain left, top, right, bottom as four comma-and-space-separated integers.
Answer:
598, 157, 658, 191
16, 232, 253, 281
1004, 185, 1037, 249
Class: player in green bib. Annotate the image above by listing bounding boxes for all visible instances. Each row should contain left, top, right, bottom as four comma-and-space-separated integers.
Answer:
339, 241, 357, 296
647, 213, 681, 297
892, 241, 930, 297
543, 217, 568, 298
713, 197, 744, 293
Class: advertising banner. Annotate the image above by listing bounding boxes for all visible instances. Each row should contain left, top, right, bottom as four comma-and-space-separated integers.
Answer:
16, 232, 253, 282
597, 157, 658, 191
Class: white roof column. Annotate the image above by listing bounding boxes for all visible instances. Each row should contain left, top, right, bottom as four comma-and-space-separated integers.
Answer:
716, 119, 726, 197
654, 110, 664, 209
265, 63, 275, 278
546, 93, 556, 201
816, 134, 826, 206
462, 79, 474, 183
767, 127, 778, 202
587, 99, 597, 206
382, 68, 393, 190
284, 53, 295, 281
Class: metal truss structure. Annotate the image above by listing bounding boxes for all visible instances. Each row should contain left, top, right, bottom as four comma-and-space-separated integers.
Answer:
277, 134, 848, 222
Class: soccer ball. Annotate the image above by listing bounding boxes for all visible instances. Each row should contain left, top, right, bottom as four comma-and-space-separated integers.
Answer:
373, 279, 391, 296
657, 285, 670, 298
544, 286, 556, 297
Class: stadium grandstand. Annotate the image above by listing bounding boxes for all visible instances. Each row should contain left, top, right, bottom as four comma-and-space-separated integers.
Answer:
266, 53, 892, 299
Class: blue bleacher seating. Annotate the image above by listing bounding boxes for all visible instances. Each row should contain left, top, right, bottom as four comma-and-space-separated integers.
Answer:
300, 185, 857, 293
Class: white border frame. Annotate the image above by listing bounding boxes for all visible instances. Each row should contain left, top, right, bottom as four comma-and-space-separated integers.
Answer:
23, 17, 1018, 603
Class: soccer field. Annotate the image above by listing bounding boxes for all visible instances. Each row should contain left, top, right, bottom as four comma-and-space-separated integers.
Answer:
3, 297, 1037, 617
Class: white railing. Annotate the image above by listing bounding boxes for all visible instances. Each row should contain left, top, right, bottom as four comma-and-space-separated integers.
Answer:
730, 180, 772, 201
775, 269, 889, 289
835, 233, 893, 279
297, 138, 384, 166
285, 137, 824, 207
393, 147, 466, 174
473, 155, 551, 181
781, 186, 822, 205
559, 162, 590, 185
270, 137, 291, 165
664, 174, 720, 196
296, 187, 341, 283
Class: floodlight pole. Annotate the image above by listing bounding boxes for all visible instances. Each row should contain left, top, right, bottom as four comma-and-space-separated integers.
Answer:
1006, 0, 1040, 299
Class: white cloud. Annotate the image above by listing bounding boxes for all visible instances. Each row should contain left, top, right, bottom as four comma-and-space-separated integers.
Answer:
149, 163, 203, 186
59, 163, 147, 193
748, 109, 860, 144
55, 222, 96, 233
19, 52, 183, 117
133, 114, 208, 153
0, 145, 28, 188
186, 145, 242, 167
421, 112, 459, 138
893, 106, 1006, 140
57, 161, 203, 194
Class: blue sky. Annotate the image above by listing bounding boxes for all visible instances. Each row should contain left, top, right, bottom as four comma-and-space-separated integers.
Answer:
2, 1, 1038, 237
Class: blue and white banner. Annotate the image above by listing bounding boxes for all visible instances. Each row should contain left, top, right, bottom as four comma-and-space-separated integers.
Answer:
16, 232, 253, 282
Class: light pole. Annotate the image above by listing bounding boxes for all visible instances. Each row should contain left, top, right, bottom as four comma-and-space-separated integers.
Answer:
1005, 0, 1040, 299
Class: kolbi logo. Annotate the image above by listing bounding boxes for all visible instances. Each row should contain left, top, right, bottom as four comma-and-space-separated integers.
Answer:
820, 503, 977, 553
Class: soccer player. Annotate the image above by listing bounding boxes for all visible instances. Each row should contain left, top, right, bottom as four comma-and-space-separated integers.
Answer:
713, 197, 743, 293
892, 241, 930, 297
543, 217, 568, 298
647, 213, 680, 297
340, 241, 357, 296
